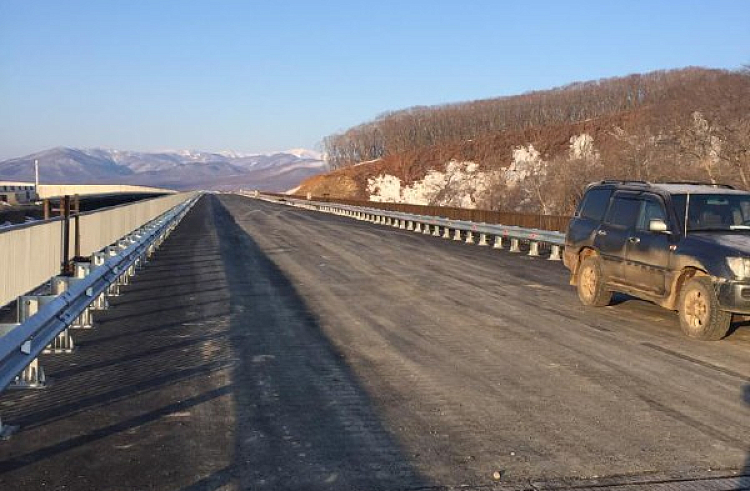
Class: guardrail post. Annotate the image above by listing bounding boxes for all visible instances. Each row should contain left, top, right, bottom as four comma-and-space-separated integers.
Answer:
52, 277, 93, 329
80, 260, 109, 310
414, 222, 422, 233
422, 224, 431, 235
399, 219, 407, 230
509, 238, 521, 253
432, 225, 441, 237
465, 231, 475, 244
10, 358, 46, 389
406, 221, 414, 231
493, 236, 504, 249
19, 296, 76, 354
478, 233, 489, 246
528, 241, 540, 257
1, 322, 47, 389
549, 244, 563, 261
91, 253, 113, 307
453, 229, 462, 241
442, 227, 451, 239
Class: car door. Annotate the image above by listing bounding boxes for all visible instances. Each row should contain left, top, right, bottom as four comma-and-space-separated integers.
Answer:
594, 193, 640, 283
623, 196, 672, 295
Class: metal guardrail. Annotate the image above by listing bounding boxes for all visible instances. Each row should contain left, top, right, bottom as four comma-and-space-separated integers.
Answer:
0, 194, 200, 437
261, 191, 571, 232
0, 192, 197, 309
250, 193, 566, 260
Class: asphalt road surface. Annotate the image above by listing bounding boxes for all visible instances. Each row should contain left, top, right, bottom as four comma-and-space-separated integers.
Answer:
0, 194, 748, 491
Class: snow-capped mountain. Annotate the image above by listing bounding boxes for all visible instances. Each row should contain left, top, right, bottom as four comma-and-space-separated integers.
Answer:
0, 147, 327, 191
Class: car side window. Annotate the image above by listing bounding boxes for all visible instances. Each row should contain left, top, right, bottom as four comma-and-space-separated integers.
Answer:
579, 189, 612, 221
637, 199, 668, 231
604, 197, 640, 228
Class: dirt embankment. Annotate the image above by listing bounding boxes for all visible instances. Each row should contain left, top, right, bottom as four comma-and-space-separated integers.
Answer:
297, 108, 654, 199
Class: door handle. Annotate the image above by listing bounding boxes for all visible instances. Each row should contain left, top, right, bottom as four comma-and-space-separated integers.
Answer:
628, 237, 641, 244
596, 230, 608, 236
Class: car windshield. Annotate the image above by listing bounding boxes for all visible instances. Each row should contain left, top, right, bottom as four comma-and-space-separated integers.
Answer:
673, 193, 750, 232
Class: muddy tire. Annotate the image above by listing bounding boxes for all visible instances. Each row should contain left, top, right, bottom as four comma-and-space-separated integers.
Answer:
678, 277, 732, 341
577, 257, 612, 307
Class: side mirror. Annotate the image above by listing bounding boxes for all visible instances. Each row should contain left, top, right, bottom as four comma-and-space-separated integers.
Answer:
649, 219, 669, 233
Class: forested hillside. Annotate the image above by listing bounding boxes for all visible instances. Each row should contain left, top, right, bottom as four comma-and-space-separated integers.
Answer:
301, 67, 750, 215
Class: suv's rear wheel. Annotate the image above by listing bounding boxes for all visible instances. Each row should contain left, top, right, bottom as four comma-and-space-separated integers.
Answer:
577, 257, 612, 307
678, 277, 732, 340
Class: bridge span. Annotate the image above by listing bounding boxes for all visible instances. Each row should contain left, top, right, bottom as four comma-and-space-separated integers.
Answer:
0, 194, 748, 490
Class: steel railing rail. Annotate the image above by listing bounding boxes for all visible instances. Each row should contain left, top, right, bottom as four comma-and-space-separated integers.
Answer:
0, 194, 200, 404
0, 192, 198, 310
248, 192, 566, 259
260, 191, 571, 232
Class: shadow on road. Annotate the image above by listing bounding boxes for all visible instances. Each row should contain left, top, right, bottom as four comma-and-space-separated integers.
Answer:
0, 385, 233, 474
212, 195, 431, 490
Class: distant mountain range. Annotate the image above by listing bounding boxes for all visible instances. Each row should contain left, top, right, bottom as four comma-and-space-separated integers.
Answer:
0, 147, 327, 192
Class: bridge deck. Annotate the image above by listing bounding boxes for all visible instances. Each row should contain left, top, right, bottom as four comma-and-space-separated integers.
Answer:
0, 194, 748, 490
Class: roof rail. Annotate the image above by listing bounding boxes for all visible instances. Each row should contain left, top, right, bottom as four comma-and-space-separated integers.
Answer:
595, 180, 652, 187
661, 181, 735, 189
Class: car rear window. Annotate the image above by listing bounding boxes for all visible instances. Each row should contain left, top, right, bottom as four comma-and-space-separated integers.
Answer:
605, 197, 641, 228
579, 189, 612, 221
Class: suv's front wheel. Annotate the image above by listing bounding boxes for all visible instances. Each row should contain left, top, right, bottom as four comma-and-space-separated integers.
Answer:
577, 256, 612, 307
678, 277, 732, 340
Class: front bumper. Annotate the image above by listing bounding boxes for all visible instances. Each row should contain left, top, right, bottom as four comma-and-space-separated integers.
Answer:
716, 280, 750, 314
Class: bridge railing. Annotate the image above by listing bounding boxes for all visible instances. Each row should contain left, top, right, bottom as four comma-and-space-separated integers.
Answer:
0, 193, 200, 436
249, 193, 567, 260
261, 191, 571, 232
0, 192, 197, 309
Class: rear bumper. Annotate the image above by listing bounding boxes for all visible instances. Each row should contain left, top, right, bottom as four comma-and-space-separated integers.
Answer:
716, 280, 750, 315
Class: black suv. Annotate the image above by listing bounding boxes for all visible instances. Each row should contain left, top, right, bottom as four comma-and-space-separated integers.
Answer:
564, 181, 750, 340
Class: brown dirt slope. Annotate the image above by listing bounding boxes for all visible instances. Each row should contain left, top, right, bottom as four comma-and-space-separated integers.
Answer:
298, 68, 750, 200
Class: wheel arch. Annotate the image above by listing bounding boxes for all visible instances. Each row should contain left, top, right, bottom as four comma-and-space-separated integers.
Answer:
664, 266, 710, 310
570, 247, 599, 286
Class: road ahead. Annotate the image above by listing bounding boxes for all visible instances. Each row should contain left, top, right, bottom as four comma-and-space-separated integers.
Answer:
1, 194, 748, 490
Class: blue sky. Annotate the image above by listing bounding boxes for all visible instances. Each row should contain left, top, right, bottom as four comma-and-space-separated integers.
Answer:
0, 1, 748, 159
